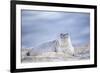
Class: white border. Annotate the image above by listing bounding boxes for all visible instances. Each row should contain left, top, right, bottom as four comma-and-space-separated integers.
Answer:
16, 4, 95, 69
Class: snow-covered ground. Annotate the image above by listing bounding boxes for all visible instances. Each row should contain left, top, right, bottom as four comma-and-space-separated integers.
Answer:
21, 44, 90, 63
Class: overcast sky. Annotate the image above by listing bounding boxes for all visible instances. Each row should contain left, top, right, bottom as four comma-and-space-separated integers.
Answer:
21, 10, 90, 48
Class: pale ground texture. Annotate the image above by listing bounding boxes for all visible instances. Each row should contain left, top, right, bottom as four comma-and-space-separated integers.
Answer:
21, 44, 90, 63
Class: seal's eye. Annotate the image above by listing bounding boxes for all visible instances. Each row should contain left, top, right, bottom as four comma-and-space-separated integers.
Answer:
60, 33, 63, 36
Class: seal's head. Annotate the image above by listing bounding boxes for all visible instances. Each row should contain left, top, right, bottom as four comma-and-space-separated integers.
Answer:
60, 33, 69, 39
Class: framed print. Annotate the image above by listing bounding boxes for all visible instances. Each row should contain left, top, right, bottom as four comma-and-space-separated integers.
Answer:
10, 0, 97, 73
